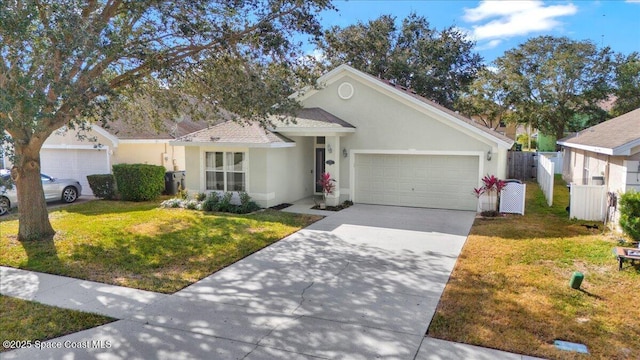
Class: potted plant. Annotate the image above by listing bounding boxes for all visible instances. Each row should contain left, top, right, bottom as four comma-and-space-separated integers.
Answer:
317, 172, 336, 209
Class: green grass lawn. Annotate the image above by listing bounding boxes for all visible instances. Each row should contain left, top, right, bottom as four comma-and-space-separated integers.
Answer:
0, 200, 320, 352
0, 200, 321, 293
0, 295, 115, 352
429, 176, 640, 360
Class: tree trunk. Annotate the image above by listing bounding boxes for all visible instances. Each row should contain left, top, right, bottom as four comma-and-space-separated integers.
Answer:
13, 143, 55, 242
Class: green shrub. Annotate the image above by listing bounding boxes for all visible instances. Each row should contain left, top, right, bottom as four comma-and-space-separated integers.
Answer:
201, 192, 260, 214
112, 164, 165, 202
218, 192, 233, 213
195, 192, 207, 201
86, 174, 117, 200
202, 193, 220, 212
239, 192, 260, 213
619, 191, 640, 241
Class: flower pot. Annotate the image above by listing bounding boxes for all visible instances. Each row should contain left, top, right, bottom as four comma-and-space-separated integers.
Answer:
319, 202, 326, 210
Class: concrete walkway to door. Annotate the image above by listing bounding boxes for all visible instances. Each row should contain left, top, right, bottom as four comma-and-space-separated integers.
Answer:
1, 205, 541, 359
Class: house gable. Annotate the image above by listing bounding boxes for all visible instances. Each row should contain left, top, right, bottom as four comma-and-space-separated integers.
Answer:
297, 64, 513, 150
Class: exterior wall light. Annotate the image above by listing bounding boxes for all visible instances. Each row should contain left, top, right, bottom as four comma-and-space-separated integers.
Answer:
327, 144, 333, 153
487, 150, 492, 161
343, 148, 348, 158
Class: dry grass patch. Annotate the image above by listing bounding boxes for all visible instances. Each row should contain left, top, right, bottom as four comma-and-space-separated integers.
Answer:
429, 176, 639, 360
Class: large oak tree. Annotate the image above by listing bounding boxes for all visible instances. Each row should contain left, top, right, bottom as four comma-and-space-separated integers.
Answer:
315, 13, 483, 110
494, 36, 614, 143
611, 52, 640, 117
0, 0, 333, 241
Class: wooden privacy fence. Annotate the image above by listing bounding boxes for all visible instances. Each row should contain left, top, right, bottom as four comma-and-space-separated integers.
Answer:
570, 185, 606, 221
507, 152, 537, 180
537, 154, 555, 206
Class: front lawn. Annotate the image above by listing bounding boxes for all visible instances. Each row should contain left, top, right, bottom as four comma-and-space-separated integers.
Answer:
0, 201, 321, 293
0, 295, 115, 352
429, 176, 639, 359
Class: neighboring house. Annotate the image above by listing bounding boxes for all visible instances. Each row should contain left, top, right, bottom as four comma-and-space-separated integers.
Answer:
558, 107, 640, 192
29, 118, 210, 195
172, 65, 514, 211
469, 115, 517, 141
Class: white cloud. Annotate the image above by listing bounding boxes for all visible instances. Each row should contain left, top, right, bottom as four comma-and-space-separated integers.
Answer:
475, 39, 503, 51
463, 0, 578, 41
625, 0, 640, 3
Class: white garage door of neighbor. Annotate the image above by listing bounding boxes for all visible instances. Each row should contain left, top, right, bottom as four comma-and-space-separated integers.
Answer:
40, 148, 111, 196
354, 154, 479, 211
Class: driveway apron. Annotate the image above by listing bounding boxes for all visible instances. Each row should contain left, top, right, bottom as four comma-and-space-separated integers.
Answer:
3, 205, 476, 360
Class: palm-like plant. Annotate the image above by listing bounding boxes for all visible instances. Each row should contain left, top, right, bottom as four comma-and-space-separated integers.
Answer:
317, 172, 336, 202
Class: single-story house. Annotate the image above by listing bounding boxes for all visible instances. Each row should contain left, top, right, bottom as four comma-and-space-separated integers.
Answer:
7, 118, 211, 195
172, 65, 514, 211
558, 107, 640, 194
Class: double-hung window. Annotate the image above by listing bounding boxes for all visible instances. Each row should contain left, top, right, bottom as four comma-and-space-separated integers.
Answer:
205, 152, 246, 191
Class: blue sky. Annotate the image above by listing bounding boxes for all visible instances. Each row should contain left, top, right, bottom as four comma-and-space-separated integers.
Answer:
313, 0, 640, 64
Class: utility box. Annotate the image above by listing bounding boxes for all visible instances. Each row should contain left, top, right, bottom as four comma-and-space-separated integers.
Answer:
164, 171, 185, 195
569, 271, 584, 289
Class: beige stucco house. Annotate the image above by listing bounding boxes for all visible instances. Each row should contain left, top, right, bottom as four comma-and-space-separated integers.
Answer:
558, 107, 640, 194
172, 65, 513, 211
31, 118, 209, 195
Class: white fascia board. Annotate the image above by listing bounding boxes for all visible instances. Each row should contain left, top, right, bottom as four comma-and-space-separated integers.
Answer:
557, 141, 614, 155
118, 139, 173, 144
299, 65, 513, 149
270, 127, 355, 136
91, 125, 119, 147
613, 138, 640, 156
169, 141, 295, 148
42, 144, 108, 150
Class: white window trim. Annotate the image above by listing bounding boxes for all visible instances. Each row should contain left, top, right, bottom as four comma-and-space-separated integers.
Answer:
204, 151, 248, 192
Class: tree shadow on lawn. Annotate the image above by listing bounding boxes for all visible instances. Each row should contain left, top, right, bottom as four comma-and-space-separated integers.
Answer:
427, 271, 636, 360
17, 237, 65, 273
58, 215, 310, 293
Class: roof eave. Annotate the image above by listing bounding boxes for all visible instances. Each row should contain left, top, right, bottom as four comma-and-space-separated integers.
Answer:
270, 126, 356, 133
169, 140, 295, 148
557, 141, 614, 155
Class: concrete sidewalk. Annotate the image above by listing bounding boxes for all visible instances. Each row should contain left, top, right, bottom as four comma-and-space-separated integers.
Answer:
1, 205, 544, 359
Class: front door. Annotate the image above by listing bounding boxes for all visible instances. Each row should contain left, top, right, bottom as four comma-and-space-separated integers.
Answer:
315, 148, 325, 193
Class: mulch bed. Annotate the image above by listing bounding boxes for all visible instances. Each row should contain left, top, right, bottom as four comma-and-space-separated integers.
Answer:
269, 203, 293, 210
311, 201, 353, 212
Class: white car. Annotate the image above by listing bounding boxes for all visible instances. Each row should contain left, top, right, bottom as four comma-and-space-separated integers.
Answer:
0, 172, 82, 215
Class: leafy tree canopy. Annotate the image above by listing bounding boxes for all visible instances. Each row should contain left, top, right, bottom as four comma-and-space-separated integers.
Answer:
611, 52, 640, 117
494, 36, 614, 142
0, 0, 333, 241
455, 67, 509, 130
314, 13, 483, 110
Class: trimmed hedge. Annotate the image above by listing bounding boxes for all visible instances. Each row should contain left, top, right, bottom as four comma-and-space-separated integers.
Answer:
619, 191, 640, 241
86, 174, 117, 200
112, 164, 165, 202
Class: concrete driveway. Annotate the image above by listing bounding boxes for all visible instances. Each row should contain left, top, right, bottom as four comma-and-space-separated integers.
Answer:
2, 204, 477, 360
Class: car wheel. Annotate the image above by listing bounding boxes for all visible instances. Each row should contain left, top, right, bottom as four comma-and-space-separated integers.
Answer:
62, 187, 78, 203
0, 196, 9, 216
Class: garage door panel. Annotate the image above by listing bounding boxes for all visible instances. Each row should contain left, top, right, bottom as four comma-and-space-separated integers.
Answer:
355, 154, 479, 211
40, 148, 110, 197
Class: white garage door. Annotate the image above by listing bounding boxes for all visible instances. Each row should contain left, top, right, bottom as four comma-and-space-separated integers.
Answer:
40, 148, 111, 196
354, 154, 479, 211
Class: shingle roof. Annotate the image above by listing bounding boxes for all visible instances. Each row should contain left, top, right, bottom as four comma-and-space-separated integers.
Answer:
271, 108, 355, 129
558, 108, 640, 152
173, 120, 293, 145
103, 117, 213, 140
